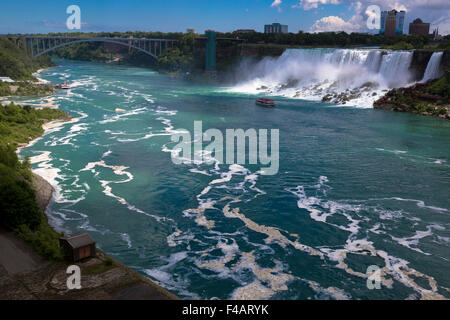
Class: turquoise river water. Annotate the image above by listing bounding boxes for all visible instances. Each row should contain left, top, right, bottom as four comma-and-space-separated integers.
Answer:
12, 58, 450, 299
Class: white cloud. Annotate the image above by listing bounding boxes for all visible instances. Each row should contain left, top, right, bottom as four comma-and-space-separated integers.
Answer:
300, 0, 341, 10
293, 0, 450, 11
299, 0, 450, 34
369, 0, 450, 11
309, 1, 366, 33
271, 0, 283, 12
430, 15, 450, 34
271, 0, 282, 7
309, 15, 360, 33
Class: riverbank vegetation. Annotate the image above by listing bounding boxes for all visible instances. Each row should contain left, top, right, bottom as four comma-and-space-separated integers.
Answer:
49, 41, 110, 62
0, 38, 56, 96
382, 39, 450, 51
34, 30, 442, 48
0, 38, 54, 81
0, 81, 55, 97
31, 30, 448, 74
47, 33, 199, 73
374, 73, 450, 119
0, 103, 69, 260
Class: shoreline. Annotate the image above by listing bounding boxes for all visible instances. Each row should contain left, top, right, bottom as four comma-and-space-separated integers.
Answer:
18, 113, 178, 300
0, 66, 56, 103
29, 169, 178, 300
32, 67, 53, 84
16, 117, 76, 155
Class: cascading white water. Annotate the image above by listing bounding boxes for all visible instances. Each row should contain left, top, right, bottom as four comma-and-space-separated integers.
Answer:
421, 52, 443, 82
230, 48, 415, 108
364, 50, 382, 73
379, 51, 414, 87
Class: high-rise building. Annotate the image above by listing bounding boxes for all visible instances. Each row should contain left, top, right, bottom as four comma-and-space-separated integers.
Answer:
409, 18, 430, 36
385, 11, 397, 36
264, 23, 288, 34
379, 10, 405, 35
395, 11, 405, 34
380, 11, 387, 34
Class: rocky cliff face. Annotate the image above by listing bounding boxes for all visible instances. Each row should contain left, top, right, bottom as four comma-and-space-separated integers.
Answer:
409, 50, 449, 81
374, 79, 450, 120
239, 44, 286, 57
409, 50, 433, 81
375, 49, 450, 120
194, 43, 286, 72
442, 51, 450, 73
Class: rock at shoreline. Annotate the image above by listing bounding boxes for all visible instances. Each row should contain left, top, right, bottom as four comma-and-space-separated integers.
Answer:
32, 173, 54, 212
322, 89, 361, 105
373, 76, 450, 120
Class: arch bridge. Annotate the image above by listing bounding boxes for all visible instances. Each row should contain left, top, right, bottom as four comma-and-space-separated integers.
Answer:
7, 36, 177, 59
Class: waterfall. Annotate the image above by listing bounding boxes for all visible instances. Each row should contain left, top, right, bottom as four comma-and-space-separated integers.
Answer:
379, 51, 413, 88
364, 50, 382, 73
421, 52, 444, 82
230, 48, 415, 108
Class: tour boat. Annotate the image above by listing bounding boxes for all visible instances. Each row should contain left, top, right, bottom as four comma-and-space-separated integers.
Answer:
60, 83, 71, 89
256, 98, 275, 107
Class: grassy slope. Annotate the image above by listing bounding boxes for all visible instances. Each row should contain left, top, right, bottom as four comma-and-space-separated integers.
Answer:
0, 38, 54, 81
0, 103, 69, 260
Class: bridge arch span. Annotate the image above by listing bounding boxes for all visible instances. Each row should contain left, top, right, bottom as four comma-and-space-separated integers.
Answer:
34, 38, 164, 59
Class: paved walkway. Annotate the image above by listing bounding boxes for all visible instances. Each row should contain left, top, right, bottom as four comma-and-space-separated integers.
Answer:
0, 228, 46, 275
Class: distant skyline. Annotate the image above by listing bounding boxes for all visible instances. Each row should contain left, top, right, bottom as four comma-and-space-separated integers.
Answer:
0, 0, 449, 35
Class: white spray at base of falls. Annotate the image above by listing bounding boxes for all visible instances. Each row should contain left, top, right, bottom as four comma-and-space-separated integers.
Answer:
421, 52, 444, 83
229, 48, 415, 108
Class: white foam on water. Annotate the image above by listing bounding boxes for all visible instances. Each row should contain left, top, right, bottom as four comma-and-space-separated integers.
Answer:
110, 108, 182, 143
144, 251, 200, 299
379, 197, 449, 213
189, 168, 212, 176
46, 120, 89, 147
286, 176, 449, 299
102, 150, 112, 158
29, 151, 85, 204
391, 224, 445, 255
155, 106, 177, 115
306, 280, 351, 300
99, 107, 148, 124
32, 68, 50, 84
120, 233, 132, 249
375, 148, 408, 154
229, 252, 294, 300
80, 160, 170, 224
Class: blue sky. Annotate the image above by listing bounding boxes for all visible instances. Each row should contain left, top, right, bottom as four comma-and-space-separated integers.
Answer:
0, 0, 449, 35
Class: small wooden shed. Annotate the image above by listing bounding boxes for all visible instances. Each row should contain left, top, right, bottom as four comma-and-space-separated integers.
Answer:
59, 233, 96, 262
